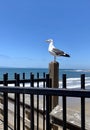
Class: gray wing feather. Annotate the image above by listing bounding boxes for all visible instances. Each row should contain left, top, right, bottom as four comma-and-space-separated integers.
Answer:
53, 48, 64, 55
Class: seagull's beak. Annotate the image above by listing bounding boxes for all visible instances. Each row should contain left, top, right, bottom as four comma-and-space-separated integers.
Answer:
45, 40, 49, 43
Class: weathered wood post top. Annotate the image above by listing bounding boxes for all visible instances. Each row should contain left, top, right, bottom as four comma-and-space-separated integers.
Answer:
49, 61, 59, 108
49, 61, 59, 88
49, 61, 59, 130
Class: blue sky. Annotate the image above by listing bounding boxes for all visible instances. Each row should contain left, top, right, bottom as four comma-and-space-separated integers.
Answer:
0, 0, 90, 69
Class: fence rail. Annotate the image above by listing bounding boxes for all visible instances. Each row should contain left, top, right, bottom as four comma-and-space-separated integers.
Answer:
0, 86, 90, 97
0, 73, 90, 130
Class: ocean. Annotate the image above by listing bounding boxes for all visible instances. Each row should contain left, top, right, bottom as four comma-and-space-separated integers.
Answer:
0, 68, 90, 89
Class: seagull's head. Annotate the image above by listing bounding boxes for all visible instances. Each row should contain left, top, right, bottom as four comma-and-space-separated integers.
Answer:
45, 39, 53, 44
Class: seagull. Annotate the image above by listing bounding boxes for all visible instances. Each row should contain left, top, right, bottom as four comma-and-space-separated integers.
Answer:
45, 39, 70, 62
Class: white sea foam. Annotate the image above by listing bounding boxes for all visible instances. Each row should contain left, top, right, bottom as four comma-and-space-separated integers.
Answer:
59, 77, 90, 89
74, 69, 90, 72
74, 69, 84, 72
0, 77, 90, 89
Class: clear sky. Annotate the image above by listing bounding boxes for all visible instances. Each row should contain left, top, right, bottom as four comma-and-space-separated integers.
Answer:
0, 0, 90, 69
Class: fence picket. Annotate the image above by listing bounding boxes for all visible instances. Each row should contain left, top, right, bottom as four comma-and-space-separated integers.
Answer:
43, 72, 46, 130
22, 73, 25, 130
62, 74, 67, 130
3, 73, 8, 130
37, 73, 39, 130
81, 74, 85, 130
30, 73, 34, 130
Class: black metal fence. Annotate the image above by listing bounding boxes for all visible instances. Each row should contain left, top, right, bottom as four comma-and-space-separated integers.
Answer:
0, 73, 90, 130
0, 72, 51, 130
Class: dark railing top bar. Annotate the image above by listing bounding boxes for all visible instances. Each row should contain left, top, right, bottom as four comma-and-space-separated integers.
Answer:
0, 86, 90, 98
0, 78, 46, 84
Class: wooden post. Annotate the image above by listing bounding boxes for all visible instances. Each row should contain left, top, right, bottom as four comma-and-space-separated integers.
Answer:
49, 61, 59, 130
49, 61, 59, 108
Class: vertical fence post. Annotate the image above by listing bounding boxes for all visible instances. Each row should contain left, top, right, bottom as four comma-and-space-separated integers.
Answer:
49, 62, 59, 130
14, 73, 16, 130
30, 73, 34, 130
46, 74, 51, 130
14, 74, 20, 130
37, 73, 39, 130
3, 73, 8, 130
22, 73, 25, 130
62, 74, 67, 130
16, 74, 20, 130
81, 74, 85, 130
43, 72, 46, 130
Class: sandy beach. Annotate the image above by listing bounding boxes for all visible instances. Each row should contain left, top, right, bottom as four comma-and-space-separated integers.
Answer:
51, 97, 90, 130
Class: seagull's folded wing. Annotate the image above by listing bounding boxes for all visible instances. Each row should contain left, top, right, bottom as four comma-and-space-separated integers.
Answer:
53, 48, 64, 56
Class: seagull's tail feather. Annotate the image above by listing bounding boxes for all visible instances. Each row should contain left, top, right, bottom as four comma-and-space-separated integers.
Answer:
63, 53, 70, 57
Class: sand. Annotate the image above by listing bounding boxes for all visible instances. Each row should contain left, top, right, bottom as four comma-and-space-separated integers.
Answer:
50, 97, 90, 130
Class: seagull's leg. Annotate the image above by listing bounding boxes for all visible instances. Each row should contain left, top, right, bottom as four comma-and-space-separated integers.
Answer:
54, 56, 56, 62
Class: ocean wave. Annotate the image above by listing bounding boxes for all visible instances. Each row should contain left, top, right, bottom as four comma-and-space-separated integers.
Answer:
74, 69, 90, 72
74, 69, 84, 72
59, 77, 90, 89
